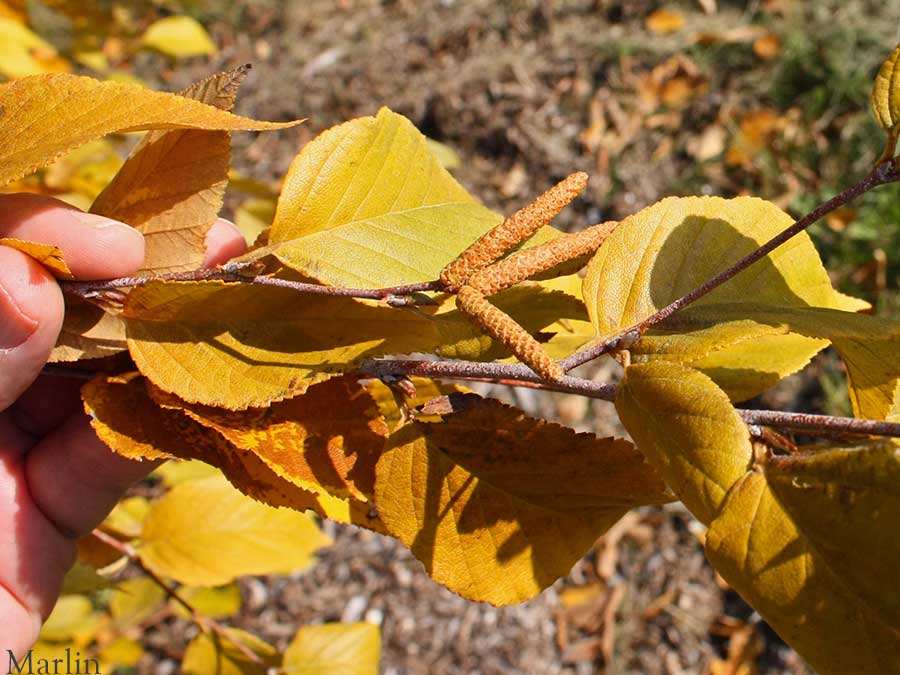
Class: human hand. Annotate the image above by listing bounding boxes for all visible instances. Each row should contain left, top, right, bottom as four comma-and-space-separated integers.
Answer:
0, 193, 246, 654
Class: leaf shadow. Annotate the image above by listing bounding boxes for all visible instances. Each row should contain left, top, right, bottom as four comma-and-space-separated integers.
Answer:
647, 215, 811, 313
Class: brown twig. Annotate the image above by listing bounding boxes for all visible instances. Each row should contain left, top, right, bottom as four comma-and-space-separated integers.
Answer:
561, 161, 900, 371
60, 261, 443, 306
359, 357, 900, 439
90, 529, 269, 669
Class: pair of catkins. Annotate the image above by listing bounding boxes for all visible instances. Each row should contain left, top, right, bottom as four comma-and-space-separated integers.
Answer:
439, 172, 617, 381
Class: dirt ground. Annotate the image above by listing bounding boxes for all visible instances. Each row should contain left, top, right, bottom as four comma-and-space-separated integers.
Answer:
117, 1, 900, 672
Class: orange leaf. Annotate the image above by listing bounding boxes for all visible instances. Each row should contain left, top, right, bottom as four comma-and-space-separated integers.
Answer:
0, 73, 300, 187
151, 375, 388, 502
82, 374, 386, 533
645, 8, 685, 35
0, 237, 73, 278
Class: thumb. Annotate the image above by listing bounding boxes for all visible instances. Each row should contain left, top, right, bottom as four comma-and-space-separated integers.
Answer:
0, 247, 64, 412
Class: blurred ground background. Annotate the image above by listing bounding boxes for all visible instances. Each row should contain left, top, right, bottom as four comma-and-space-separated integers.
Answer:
13, 0, 900, 673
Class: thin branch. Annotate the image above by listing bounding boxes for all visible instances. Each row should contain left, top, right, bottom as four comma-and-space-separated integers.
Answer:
90, 529, 269, 670
61, 261, 442, 306
361, 357, 900, 439
561, 161, 900, 371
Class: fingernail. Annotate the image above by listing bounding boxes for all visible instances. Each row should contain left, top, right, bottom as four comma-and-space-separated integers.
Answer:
0, 280, 38, 350
69, 210, 141, 235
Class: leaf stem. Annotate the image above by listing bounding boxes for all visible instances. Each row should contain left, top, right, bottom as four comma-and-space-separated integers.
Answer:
360, 357, 900, 439
561, 161, 900, 371
90, 529, 269, 669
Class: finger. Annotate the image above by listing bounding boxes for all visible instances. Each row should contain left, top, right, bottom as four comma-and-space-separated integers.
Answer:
0, 248, 64, 412
9, 374, 84, 437
25, 412, 159, 538
0, 415, 76, 655
0, 193, 145, 280
203, 217, 247, 268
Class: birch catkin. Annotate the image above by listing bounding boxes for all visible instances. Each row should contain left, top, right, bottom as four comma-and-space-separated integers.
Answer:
455, 285, 564, 381
469, 220, 619, 296
440, 171, 589, 288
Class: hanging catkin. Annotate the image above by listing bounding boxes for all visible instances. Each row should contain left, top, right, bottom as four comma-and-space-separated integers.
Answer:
468, 221, 619, 296
455, 285, 564, 381
440, 172, 588, 288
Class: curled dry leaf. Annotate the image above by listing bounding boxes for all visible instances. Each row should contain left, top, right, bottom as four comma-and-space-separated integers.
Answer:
150, 375, 388, 503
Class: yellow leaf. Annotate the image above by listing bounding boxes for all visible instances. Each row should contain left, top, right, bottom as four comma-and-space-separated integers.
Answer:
157, 375, 388, 502
109, 576, 166, 627
0, 17, 70, 79
266, 107, 503, 287
283, 623, 381, 675
183, 628, 280, 675
60, 560, 111, 595
141, 15, 217, 58
234, 197, 275, 245
425, 137, 461, 169
100, 495, 150, 539
92, 67, 249, 274
645, 8, 685, 34
615, 358, 900, 672
44, 139, 124, 201
99, 637, 144, 668
122, 280, 440, 409
50, 296, 127, 363
0, 73, 299, 188
872, 42, 900, 133
173, 584, 242, 619
583, 196, 867, 401
764, 441, 900, 629
645, 304, 900, 421
138, 474, 332, 586
375, 396, 671, 605
706, 471, 900, 675
39, 595, 100, 643
154, 459, 221, 487
615, 361, 753, 525
0, 237, 73, 278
